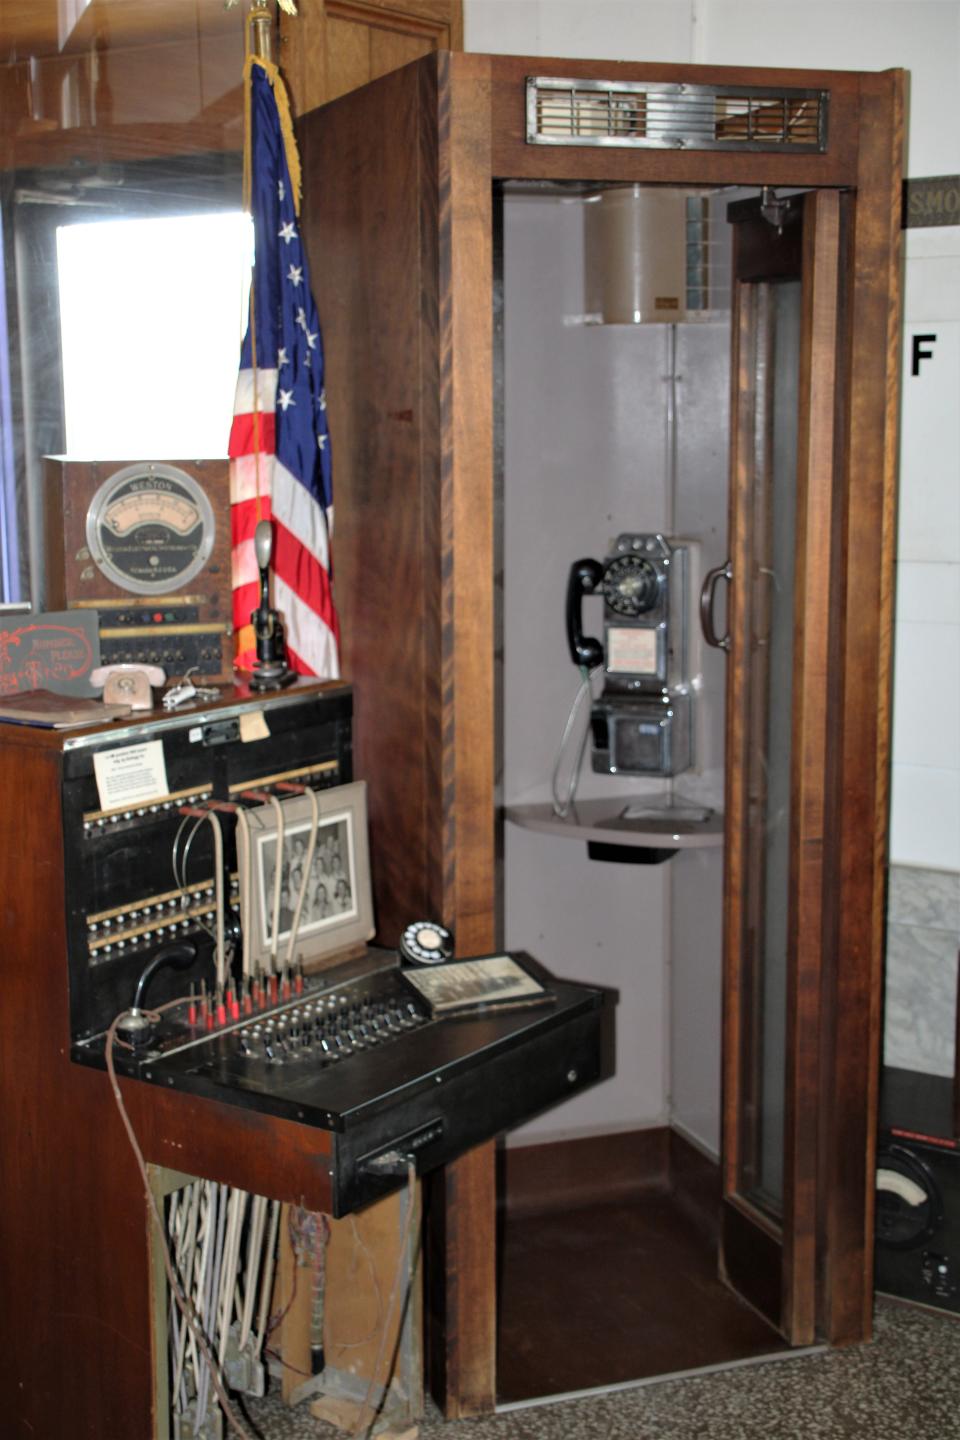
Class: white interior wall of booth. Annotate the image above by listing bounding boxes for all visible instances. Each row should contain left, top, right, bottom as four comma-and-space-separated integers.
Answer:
500, 189, 731, 1155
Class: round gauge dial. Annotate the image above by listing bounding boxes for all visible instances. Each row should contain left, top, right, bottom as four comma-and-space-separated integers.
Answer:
875, 1145, 942, 1251
604, 554, 660, 617
85, 463, 215, 595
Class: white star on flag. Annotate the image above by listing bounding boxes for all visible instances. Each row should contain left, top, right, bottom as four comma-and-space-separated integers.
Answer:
278, 179, 285, 201
317, 433, 327, 450
278, 221, 297, 244
306, 330, 318, 349
278, 389, 295, 410
319, 390, 327, 410
277, 347, 288, 367
287, 265, 303, 287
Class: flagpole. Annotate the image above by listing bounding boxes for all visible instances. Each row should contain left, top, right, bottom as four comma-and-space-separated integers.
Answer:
247, 4, 273, 63
243, 7, 273, 548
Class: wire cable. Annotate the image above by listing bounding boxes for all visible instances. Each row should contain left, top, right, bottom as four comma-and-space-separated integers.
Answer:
551, 664, 603, 818
235, 805, 253, 980
254, 1199, 283, 1360
285, 785, 319, 968
262, 794, 285, 974
171, 809, 220, 947
104, 1003, 257, 1440
204, 810, 227, 991
239, 1193, 268, 1351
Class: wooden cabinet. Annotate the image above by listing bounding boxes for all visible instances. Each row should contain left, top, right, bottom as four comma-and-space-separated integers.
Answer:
299, 52, 902, 1415
280, 0, 462, 115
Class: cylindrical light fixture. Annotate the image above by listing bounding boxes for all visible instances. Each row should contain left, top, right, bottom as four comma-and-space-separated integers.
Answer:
584, 186, 688, 324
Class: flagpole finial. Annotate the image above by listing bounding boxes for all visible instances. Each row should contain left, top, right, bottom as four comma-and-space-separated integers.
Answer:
225, 1, 300, 57
247, 5, 274, 63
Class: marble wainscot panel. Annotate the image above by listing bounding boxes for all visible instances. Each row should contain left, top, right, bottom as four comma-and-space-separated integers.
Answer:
884, 864, 960, 1076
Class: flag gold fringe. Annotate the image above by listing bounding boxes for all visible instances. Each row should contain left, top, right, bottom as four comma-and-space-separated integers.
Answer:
242, 53, 303, 217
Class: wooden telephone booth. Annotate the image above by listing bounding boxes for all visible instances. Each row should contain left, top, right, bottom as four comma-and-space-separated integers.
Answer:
299, 53, 902, 1415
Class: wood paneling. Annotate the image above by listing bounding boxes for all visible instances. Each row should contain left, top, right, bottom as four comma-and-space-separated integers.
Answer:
321, 1186, 423, 1427
782, 188, 841, 1345
280, 0, 462, 116
299, 61, 443, 946
444, 49, 495, 959
0, 0, 237, 65
818, 68, 905, 1347
433, 1138, 496, 1416
299, 52, 497, 1413
499, 1127, 672, 1220
0, 4, 246, 166
0, 736, 153, 1436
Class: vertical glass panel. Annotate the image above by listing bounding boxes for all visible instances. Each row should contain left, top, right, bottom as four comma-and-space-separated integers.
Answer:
739, 277, 801, 1218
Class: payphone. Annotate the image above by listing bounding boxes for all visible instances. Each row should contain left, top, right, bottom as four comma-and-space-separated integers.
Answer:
565, 532, 695, 777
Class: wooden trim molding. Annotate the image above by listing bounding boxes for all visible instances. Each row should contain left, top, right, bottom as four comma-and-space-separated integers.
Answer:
817, 67, 905, 1347
280, 0, 463, 115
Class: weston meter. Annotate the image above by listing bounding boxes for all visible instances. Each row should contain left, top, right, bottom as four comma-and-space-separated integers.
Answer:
45, 457, 233, 683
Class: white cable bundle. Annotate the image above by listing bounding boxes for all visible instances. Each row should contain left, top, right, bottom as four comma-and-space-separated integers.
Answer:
166, 1182, 282, 1433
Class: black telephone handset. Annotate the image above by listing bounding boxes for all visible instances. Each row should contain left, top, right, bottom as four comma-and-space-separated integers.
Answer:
565, 558, 605, 669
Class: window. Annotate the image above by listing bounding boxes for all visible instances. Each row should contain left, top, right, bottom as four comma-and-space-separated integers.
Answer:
57, 210, 252, 460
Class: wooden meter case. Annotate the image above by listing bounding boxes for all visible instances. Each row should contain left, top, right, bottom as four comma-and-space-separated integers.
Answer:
45, 457, 233, 683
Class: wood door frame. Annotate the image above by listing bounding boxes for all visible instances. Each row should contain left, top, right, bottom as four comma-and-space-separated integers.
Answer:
819, 73, 904, 1347
719, 189, 841, 1345
301, 51, 903, 1415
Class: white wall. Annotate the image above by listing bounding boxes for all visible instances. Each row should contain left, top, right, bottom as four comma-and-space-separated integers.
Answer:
500, 194, 675, 1141
499, 191, 732, 1151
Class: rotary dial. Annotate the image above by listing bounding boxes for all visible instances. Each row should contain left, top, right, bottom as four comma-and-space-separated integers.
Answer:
603, 553, 660, 617
399, 921, 454, 966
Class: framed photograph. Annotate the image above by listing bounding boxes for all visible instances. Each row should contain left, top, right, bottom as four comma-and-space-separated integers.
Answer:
243, 780, 374, 971
400, 954, 553, 1018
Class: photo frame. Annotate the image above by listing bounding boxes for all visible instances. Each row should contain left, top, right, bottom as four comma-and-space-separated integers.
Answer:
400, 955, 552, 1017
242, 780, 374, 972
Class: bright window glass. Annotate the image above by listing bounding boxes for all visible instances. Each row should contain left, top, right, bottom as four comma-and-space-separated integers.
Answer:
57, 211, 253, 459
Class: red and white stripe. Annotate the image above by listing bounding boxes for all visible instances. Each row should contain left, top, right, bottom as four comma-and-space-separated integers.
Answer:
229, 365, 339, 678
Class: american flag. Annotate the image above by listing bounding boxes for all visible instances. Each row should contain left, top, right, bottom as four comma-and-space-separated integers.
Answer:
228, 58, 339, 678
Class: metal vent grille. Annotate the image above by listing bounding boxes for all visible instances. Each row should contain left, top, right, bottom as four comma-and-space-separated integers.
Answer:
527, 78, 828, 153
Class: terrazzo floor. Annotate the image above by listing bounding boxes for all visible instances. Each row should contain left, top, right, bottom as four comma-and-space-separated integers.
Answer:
241, 1298, 960, 1439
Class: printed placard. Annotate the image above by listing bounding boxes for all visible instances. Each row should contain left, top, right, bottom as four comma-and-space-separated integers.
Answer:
93, 739, 169, 811
606, 626, 658, 675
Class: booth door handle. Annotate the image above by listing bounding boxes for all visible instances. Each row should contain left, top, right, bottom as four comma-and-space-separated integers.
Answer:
700, 562, 732, 652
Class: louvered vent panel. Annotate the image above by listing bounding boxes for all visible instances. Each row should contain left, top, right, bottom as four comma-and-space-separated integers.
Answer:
527, 78, 828, 153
